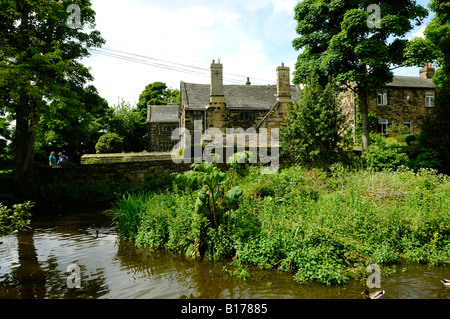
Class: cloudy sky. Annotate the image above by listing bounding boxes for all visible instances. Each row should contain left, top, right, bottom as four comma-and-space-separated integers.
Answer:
81, 0, 433, 107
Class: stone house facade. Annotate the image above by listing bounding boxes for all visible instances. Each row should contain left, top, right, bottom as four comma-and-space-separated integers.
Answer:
148, 59, 300, 152
342, 64, 437, 137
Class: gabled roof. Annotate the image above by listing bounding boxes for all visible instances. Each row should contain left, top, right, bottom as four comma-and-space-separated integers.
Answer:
385, 76, 436, 89
181, 81, 300, 111
147, 104, 179, 123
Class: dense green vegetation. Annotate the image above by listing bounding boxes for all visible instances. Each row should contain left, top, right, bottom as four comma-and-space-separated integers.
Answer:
114, 164, 450, 285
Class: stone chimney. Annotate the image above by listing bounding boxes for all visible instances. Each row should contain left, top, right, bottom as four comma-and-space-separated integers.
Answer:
420, 63, 435, 79
277, 63, 291, 103
210, 59, 224, 103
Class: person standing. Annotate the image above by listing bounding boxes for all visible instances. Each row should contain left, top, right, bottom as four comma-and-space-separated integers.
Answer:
57, 152, 68, 165
49, 151, 57, 166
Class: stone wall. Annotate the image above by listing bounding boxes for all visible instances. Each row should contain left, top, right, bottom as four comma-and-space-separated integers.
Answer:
39, 155, 291, 185
80, 152, 172, 164
38, 160, 195, 185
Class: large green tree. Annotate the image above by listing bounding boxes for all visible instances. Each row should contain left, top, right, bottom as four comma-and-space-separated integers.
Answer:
0, 0, 104, 191
36, 85, 110, 162
136, 82, 180, 110
292, 0, 428, 152
411, 0, 450, 173
424, 0, 450, 86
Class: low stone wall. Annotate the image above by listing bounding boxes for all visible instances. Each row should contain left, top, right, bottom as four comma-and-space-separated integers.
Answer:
38, 160, 194, 185
80, 152, 172, 164
39, 151, 293, 185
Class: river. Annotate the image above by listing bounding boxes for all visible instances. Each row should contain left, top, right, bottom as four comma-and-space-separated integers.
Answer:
0, 208, 449, 299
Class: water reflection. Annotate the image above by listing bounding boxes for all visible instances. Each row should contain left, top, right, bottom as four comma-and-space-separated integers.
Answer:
0, 209, 449, 299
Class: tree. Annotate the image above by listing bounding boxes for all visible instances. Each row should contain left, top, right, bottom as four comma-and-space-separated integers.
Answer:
107, 100, 147, 152
36, 85, 110, 163
407, 0, 450, 174
0, 0, 104, 191
292, 1, 428, 152
423, 0, 450, 87
281, 70, 351, 169
136, 82, 180, 110
95, 133, 124, 154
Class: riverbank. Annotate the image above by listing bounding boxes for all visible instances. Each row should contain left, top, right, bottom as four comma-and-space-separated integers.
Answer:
114, 164, 450, 286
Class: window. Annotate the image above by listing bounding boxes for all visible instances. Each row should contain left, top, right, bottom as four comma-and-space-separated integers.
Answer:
377, 92, 388, 106
403, 122, 411, 135
378, 119, 389, 135
239, 112, 255, 128
193, 110, 203, 121
425, 92, 435, 107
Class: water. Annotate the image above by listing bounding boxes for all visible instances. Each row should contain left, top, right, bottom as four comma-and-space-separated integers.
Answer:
0, 209, 449, 299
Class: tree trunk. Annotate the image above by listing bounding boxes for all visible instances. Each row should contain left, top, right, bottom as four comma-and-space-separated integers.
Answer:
358, 91, 370, 152
14, 97, 37, 194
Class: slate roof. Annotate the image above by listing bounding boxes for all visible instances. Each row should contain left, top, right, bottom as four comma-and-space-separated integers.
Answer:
181, 81, 300, 110
147, 104, 179, 123
385, 76, 436, 89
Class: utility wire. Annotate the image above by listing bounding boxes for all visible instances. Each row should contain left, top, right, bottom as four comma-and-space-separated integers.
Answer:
98, 46, 278, 84
86, 46, 277, 85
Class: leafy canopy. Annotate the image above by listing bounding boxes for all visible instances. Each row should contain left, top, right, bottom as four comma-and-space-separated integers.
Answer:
292, 0, 428, 90
136, 82, 180, 110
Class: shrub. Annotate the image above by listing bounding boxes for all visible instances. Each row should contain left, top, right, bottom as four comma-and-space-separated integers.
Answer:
121, 155, 133, 163
410, 148, 442, 171
386, 122, 410, 144
281, 70, 351, 169
405, 134, 417, 146
0, 201, 34, 236
95, 133, 124, 154
364, 134, 409, 171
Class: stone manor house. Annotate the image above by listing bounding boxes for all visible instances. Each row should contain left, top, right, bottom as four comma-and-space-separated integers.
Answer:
147, 61, 436, 152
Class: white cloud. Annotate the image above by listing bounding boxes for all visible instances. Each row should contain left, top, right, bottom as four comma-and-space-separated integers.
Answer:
82, 0, 298, 106
409, 25, 426, 40
268, 0, 297, 13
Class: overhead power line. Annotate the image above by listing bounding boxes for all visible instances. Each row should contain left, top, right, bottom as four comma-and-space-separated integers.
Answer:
85, 46, 277, 85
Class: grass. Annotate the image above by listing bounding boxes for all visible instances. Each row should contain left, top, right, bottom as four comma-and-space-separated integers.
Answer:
103, 165, 450, 285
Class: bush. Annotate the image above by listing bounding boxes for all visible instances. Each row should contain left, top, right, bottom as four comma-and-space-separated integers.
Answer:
0, 201, 34, 236
386, 122, 410, 144
281, 71, 351, 169
95, 133, 124, 154
364, 134, 409, 171
410, 148, 442, 170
